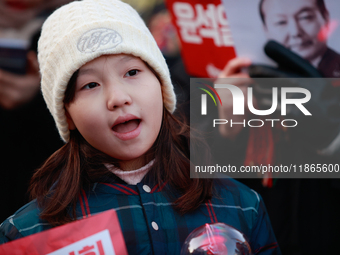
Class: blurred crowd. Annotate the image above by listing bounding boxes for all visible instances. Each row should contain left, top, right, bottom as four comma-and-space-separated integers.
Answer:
0, 0, 73, 222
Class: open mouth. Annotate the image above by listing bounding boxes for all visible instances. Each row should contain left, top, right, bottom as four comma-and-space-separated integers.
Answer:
112, 119, 141, 133
111, 115, 142, 141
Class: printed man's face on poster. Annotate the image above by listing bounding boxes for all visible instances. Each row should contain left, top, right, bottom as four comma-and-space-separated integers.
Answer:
261, 0, 329, 62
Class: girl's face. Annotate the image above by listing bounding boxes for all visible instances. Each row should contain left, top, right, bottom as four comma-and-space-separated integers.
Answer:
65, 54, 163, 170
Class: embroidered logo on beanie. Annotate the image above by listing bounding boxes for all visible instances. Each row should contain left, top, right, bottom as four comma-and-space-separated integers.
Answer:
77, 28, 123, 53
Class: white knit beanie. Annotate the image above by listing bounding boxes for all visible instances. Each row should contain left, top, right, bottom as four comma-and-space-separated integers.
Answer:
38, 0, 176, 142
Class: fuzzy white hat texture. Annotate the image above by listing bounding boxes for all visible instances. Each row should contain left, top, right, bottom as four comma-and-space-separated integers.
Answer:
38, 0, 176, 142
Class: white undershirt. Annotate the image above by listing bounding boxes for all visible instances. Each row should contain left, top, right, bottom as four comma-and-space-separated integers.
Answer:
105, 160, 154, 185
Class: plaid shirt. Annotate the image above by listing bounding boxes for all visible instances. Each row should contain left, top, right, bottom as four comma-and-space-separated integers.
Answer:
0, 176, 281, 254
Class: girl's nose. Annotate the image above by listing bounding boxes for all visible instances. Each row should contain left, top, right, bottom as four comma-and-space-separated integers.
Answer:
106, 85, 132, 110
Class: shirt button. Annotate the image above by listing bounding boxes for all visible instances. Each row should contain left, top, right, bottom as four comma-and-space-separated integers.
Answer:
151, 221, 159, 231
143, 185, 151, 193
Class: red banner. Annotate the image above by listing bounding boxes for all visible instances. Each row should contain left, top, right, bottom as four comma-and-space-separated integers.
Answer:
166, 0, 236, 77
0, 210, 128, 255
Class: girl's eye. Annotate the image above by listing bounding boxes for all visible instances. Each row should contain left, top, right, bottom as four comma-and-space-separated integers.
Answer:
82, 82, 99, 90
125, 69, 139, 77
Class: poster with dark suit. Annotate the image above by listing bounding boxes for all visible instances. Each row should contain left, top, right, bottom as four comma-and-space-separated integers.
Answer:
222, 0, 340, 77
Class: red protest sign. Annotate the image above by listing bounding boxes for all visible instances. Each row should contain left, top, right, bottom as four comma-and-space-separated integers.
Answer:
0, 209, 128, 255
166, 0, 236, 78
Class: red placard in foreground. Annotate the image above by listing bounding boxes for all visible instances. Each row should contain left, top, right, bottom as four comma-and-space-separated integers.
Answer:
166, 0, 236, 78
0, 209, 128, 255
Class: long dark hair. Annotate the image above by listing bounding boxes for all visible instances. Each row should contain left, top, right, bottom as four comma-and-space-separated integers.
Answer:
30, 69, 213, 226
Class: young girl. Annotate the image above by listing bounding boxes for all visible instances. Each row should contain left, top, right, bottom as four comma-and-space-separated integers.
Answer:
0, 0, 280, 254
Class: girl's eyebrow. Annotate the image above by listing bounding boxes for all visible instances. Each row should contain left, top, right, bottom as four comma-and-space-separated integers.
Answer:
78, 68, 97, 77
78, 55, 138, 77
120, 55, 138, 63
